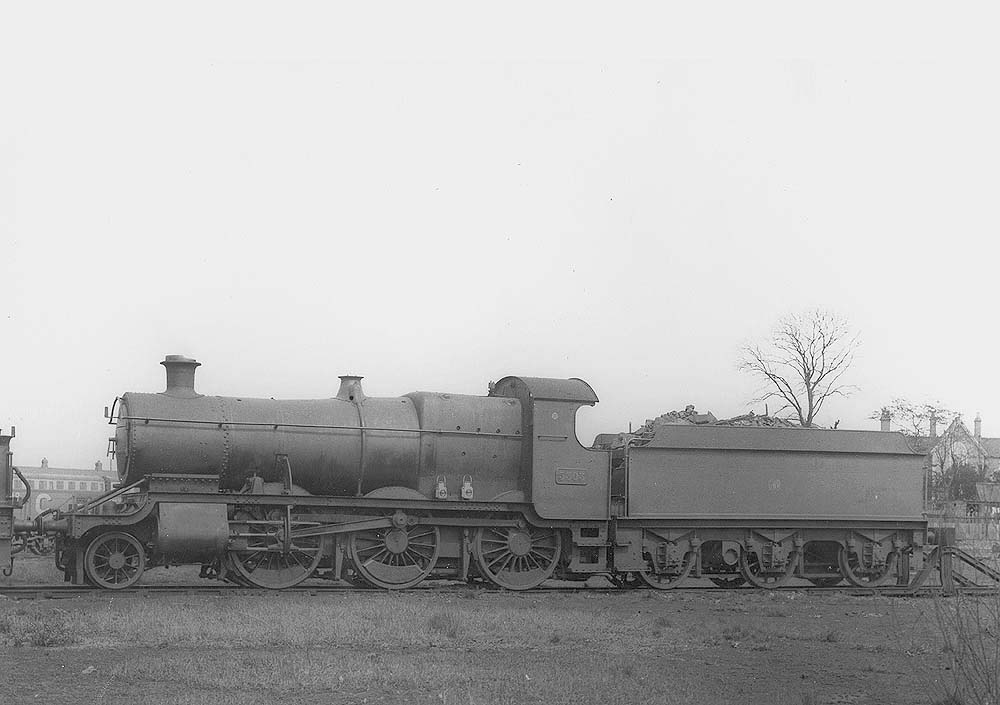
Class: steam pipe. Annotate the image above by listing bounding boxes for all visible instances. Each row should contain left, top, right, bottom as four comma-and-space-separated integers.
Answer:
12, 466, 30, 509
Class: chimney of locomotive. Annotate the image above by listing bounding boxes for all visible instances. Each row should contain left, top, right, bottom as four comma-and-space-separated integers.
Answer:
336, 375, 366, 403
161, 355, 201, 398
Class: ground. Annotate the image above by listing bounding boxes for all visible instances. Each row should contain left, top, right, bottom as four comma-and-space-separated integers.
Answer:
0, 556, 976, 705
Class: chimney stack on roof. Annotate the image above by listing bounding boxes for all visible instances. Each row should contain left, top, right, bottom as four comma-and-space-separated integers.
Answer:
930, 415, 937, 438
41, 457, 48, 469
975, 413, 982, 440
880, 408, 891, 432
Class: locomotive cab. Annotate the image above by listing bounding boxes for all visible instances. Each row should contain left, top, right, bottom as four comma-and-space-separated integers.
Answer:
489, 376, 610, 520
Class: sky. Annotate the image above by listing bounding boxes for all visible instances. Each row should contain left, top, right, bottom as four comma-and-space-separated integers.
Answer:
2, 3, 999, 468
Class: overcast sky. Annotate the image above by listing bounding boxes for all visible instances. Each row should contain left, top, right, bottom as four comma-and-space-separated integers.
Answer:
2, 3, 998, 468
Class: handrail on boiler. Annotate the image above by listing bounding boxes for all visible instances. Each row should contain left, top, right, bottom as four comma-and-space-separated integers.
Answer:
111, 415, 524, 439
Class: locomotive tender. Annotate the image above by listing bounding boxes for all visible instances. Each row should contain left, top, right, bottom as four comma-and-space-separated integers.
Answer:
9, 355, 927, 590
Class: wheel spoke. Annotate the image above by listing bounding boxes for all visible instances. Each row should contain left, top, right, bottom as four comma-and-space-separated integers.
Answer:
487, 551, 513, 571
474, 527, 562, 590
349, 525, 439, 589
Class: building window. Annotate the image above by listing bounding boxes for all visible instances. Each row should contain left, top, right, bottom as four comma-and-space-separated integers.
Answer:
68, 481, 76, 491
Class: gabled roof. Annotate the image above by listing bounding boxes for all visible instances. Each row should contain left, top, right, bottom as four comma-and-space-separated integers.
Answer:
980, 438, 1000, 458
927, 418, 995, 459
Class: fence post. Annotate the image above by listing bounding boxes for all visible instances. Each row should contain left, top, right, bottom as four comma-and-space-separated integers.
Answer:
938, 526, 956, 596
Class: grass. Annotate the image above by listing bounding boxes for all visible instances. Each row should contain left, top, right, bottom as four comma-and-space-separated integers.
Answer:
0, 608, 81, 647
427, 611, 462, 639
931, 591, 1000, 705
0, 576, 961, 705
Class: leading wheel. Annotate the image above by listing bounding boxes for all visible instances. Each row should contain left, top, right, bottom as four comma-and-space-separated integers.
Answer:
349, 525, 439, 590
473, 526, 561, 590
739, 547, 798, 589
84, 532, 146, 590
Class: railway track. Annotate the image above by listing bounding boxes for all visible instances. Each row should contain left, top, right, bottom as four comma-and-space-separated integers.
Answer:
1, 581, 995, 600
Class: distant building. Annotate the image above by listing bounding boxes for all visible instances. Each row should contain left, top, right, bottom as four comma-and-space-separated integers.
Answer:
12, 457, 116, 519
879, 412, 1000, 508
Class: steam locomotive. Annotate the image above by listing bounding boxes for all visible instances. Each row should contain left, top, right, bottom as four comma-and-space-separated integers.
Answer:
1, 355, 928, 590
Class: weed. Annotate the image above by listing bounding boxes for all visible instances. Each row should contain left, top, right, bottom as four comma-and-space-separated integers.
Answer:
822, 629, 841, 643
929, 696, 963, 705
0, 610, 81, 647
427, 611, 462, 639
932, 590, 1000, 705
653, 615, 671, 628
721, 624, 750, 642
549, 633, 561, 644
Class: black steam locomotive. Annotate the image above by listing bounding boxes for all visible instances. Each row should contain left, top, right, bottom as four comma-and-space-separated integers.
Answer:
2, 355, 927, 590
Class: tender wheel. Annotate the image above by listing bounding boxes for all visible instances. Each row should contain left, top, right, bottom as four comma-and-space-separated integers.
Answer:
473, 526, 561, 590
739, 547, 798, 588
84, 532, 146, 590
349, 525, 439, 590
229, 514, 323, 589
636, 550, 695, 590
838, 547, 897, 587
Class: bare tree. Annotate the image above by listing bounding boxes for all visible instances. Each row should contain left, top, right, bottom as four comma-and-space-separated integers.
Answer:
738, 310, 859, 427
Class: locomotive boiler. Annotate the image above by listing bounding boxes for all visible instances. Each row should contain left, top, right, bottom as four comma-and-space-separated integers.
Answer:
20, 355, 929, 592
115, 356, 528, 502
